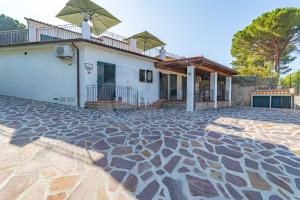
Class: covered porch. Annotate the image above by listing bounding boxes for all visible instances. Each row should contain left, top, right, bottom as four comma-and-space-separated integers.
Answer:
155, 56, 237, 111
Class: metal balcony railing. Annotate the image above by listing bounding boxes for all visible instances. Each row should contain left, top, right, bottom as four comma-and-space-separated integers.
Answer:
86, 84, 139, 107
0, 29, 28, 45
0, 24, 183, 60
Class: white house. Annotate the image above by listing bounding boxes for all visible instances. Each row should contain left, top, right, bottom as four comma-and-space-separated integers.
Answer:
0, 18, 236, 111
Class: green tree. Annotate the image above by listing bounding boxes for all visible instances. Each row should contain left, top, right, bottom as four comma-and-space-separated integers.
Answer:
280, 70, 300, 87
0, 14, 26, 31
231, 8, 300, 77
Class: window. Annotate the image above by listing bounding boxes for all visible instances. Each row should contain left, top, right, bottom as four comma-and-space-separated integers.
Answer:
139, 69, 153, 83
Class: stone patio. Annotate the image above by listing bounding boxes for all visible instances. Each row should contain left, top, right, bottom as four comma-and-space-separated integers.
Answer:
0, 95, 299, 200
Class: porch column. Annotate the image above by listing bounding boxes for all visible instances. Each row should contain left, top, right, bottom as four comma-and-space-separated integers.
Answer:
177, 75, 182, 100
225, 76, 232, 106
186, 66, 195, 111
210, 72, 218, 108
28, 25, 37, 42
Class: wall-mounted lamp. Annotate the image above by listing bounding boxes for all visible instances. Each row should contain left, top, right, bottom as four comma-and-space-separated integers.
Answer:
85, 63, 93, 74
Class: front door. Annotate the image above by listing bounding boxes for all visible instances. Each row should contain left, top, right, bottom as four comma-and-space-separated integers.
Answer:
97, 62, 116, 101
160, 73, 168, 99
170, 74, 177, 100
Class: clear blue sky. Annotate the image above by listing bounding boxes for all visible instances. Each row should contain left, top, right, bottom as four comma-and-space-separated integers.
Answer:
3, 0, 300, 70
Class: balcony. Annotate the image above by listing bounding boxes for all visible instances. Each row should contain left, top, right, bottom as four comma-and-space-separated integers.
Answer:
0, 24, 182, 59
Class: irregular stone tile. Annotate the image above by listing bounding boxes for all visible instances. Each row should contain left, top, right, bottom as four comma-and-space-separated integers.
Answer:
217, 183, 231, 199
178, 167, 190, 173
138, 162, 152, 174
141, 150, 151, 158
164, 137, 178, 149
151, 155, 162, 168
156, 169, 165, 175
93, 140, 110, 150
222, 156, 243, 173
111, 170, 127, 183
186, 175, 219, 198
180, 141, 189, 148
162, 148, 173, 158
111, 146, 132, 155
261, 143, 276, 149
225, 183, 243, 200
211, 169, 223, 181
0, 175, 37, 200
47, 192, 66, 200
141, 171, 154, 181
266, 172, 293, 194
215, 146, 243, 158
127, 154, 145, 162
207, 161, 222, 169
146, 140, 162, 153
179, 149, 193, 158
225, 172, 247, 187
247, 170, 271, 191
136, 180, 159, 200
191, 141, 203, 147
264, 158, 279, 165
245, 158, 258, 170
259, 150, 274, 157
295, 178, 300, 190
261, 162, 284, 175
269, 195, 284, 200
204, 142, 214, 152
275, 156, 300, 168
162, 177, 188, 200
106, 128, 118, 134
193, 149, 219, 161
284, 165, 300, 177
50, 175, 80, 191
123, 174, 138, 192
111, 158, 135, 170
164, 156, 181, 173
183, 158, 195, 166
107, 136, 126, 145
242, 190, 263, 200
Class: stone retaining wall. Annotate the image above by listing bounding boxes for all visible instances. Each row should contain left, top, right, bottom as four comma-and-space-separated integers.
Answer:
232, 76, 277, 107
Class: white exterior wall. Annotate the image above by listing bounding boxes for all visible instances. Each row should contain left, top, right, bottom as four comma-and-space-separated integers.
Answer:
81, 44, 160, 106
0, 45, 78, 106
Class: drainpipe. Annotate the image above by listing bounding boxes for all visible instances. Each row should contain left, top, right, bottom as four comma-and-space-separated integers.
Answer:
71, 42, 80, 107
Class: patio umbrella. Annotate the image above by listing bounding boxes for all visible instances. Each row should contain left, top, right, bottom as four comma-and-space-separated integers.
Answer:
127, 31, 166, 51
56, 0, 121, 35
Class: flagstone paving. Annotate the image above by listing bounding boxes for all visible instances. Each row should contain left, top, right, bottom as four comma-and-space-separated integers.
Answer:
0, 95, 300, 200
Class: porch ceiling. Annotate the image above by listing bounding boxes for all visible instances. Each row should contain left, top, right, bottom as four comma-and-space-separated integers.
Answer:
155, 56, 237, 76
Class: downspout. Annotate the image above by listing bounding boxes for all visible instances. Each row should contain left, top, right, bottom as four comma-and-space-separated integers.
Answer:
71, 42, 80, 107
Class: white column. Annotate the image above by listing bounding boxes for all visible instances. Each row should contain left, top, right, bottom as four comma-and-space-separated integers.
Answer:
129, 39, 137, 51
226, 76, 232, 106
82, 19, 91, 40
28, 25, 37, 42
210, 72, 218, 108
177, 75, 182, 100
186, 66, 195, 111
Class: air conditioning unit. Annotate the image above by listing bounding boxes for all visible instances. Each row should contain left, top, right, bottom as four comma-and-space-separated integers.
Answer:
55, 45, 74, 58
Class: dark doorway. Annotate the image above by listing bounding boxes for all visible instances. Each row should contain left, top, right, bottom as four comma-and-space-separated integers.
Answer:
182, 77, 187, 100
170, 74, 177, 100
253, 96, 270, 108
97, 62, 116, 101
271, 96, 291, 109
160, 73, 168, 99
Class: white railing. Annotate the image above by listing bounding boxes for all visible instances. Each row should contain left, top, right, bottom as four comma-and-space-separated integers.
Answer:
0, 29, 28, 45
0, 24, 183, 59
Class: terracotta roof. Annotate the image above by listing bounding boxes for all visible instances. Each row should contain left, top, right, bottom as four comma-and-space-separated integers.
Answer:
155, 56, 237, 76
252, 89, 294, 95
